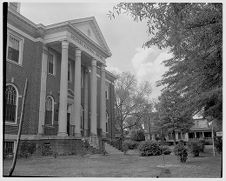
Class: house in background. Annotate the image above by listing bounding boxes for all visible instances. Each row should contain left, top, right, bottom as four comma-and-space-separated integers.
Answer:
143, 112, 213, 144
4, 3, 117, 156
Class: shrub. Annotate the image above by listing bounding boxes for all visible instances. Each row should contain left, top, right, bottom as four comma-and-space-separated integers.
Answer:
20, 141, 36, 158
123, 140, 139, 150
199, 139, 205, 152
187, 141, 201, 157
110, 138, 123, 151
131, 130, 145, 142
174, 141, 188, 162
41, 143, 52, 156
215, 137, 222, 153
138, 141, 161, 156
160, 145, 171, 155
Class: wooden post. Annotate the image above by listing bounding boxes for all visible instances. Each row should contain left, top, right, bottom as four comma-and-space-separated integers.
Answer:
9, 79, 28, 176
211, 120, 216, 156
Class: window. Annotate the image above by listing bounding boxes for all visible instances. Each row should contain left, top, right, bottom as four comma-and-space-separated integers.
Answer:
105, 84, 109, 100
45, 96, 54, 125
48, 53, 55, 75
7, 32, 23, 65
4, 141, 14, 156
68, 62, 72, 82
5, 84, 18, 124
106, 112, 109, 133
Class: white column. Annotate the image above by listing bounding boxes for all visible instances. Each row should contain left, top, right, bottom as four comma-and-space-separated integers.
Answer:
175, 132, 179, 140
100, 64, 106, 136
185, 133, 189, 141
58, 40, 69, 136
84, 69, 89, 137
38, 46, 48, 135
74, 48, 82, 136
90, 59, 97, 135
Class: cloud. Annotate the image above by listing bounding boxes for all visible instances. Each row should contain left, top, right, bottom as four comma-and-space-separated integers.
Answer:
131, 46, 173, 98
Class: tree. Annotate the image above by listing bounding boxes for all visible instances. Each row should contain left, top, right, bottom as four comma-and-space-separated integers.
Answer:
108, 3, 222, 123
157, 90, 193, 145
114, 72, 152, 140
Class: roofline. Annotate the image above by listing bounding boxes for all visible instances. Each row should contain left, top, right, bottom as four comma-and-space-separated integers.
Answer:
45, 16, 112, 57
10, 9, 112, 57
105, 69, 118, 80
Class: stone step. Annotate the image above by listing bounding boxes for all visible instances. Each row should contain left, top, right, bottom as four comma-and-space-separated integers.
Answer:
105, 143, 123, 154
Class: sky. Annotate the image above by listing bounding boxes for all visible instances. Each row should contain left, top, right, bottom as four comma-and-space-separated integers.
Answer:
20, 2, 173, 99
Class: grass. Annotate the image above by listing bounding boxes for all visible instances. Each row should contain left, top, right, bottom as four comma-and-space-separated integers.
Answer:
3, 145, 221, 177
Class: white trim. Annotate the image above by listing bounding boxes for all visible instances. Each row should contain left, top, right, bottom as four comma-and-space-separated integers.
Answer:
45, 96, 55, 126
68, 33, 105, 64
7, 24, 43, 43
43, 31, 68, 44
96, 73, 112, 84
5, 83, 19, 125
7, 30, 24, 66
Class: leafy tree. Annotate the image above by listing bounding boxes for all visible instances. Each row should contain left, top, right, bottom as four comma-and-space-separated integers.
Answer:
108, 3, 222, 123
114, 72, 152, 140
157, 90, 193, 145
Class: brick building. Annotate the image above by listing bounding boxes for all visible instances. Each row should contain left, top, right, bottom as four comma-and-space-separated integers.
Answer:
4, 3, 117, 155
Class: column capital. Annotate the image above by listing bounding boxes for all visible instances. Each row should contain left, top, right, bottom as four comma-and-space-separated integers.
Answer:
42, 46, 48, 54
100, 63, 106, 71
75, 47, 82, 57
62, 40, 69, 49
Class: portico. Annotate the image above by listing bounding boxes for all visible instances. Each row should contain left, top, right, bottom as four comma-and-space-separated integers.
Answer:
38, 17, 112, 140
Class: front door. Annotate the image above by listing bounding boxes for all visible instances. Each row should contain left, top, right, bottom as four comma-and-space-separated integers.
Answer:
67, 104, 73, 136
67, 112, 70, 135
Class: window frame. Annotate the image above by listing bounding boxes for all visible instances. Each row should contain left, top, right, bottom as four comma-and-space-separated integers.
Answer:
47, 51, 56, 76
45, 96, 55, 126
7, 31, 24, 66
5, 83, 19, 125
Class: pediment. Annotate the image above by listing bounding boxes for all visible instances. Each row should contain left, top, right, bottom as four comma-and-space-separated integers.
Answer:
69, 17, 111, 55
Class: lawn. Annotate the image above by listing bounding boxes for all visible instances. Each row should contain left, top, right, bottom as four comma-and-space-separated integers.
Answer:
3, 146, 222, 177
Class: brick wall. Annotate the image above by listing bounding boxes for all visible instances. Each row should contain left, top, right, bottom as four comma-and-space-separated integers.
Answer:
5, 31, 43, 135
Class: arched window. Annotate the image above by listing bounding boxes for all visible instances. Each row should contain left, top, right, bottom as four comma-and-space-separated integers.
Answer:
5, 84, 18, 123
45, 96, 54, 125
106, 112, 109, 133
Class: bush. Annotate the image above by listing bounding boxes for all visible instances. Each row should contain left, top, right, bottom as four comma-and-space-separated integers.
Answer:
215, 137, 222, 153
199, 139, 205, 152
138, 141, 161, 156
20, 141, 36, 158
131, 130, 145, 142
41, 143, 52, 156
160, 145, 171, 155
123, 140, 139, 150
110, 139, 123, 151
187, 141, 202, 157
174, 141, 188, 162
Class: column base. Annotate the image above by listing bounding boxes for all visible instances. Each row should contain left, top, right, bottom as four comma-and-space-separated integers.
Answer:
57, 132, 68, 137
84, 129, 89, 137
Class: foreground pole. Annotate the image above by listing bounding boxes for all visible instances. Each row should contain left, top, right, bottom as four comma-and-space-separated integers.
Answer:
9, 79, 28, 176
212, 120, 216, 156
